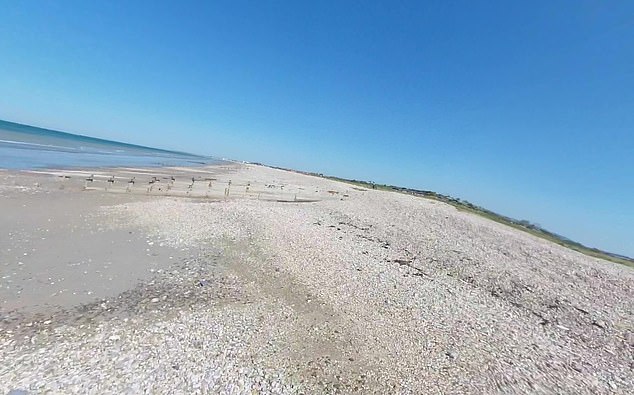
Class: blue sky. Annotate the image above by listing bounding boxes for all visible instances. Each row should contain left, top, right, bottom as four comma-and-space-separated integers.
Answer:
1, 1, 633, 257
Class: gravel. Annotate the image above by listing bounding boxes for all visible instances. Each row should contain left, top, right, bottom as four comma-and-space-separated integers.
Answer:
1, 164, 632, 394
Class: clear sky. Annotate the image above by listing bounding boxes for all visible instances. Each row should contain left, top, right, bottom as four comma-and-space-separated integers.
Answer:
1, 1, 633, 257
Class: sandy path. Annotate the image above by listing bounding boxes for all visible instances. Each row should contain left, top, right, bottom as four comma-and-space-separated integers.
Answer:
1, 164, 632, 394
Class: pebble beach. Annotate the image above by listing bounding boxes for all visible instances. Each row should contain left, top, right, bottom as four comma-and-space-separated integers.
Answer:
1, 163, 632, 394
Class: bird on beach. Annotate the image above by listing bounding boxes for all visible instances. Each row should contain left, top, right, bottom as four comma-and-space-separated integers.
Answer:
105, 175, 115, 191
83, 174, 94, 189
125, 177, 135, 192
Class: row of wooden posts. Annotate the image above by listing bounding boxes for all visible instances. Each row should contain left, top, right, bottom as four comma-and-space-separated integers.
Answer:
81, 174, 264, 198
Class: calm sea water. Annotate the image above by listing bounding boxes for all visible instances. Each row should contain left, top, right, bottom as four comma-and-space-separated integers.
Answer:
0, 120, 220, 170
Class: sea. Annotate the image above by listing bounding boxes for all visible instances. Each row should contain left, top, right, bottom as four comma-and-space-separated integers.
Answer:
0, 119, 220, 170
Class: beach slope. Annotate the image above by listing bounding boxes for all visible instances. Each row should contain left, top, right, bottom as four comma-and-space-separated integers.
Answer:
1, 164, 632, 394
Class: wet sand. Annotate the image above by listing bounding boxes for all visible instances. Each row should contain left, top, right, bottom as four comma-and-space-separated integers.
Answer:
0, 179, 187, 315
0, 162, 337, 323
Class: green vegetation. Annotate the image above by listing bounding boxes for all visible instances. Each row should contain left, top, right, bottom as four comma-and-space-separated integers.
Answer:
321, 175, 634, 268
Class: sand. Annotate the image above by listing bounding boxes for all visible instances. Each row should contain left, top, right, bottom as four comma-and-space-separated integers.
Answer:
0, 172, 190, 316
1, 163, 633, 394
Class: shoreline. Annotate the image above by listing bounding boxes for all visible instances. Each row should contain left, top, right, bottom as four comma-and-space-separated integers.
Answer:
1, 163, 633, 393
0, 162, 342, 324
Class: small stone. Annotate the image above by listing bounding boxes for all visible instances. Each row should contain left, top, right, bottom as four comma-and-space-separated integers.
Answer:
151, 297, 160, 303
556, 324, 570, 331
445, 350, 458, 360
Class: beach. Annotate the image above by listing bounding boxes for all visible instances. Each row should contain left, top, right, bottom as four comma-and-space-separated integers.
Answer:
1, 163, 633, 394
